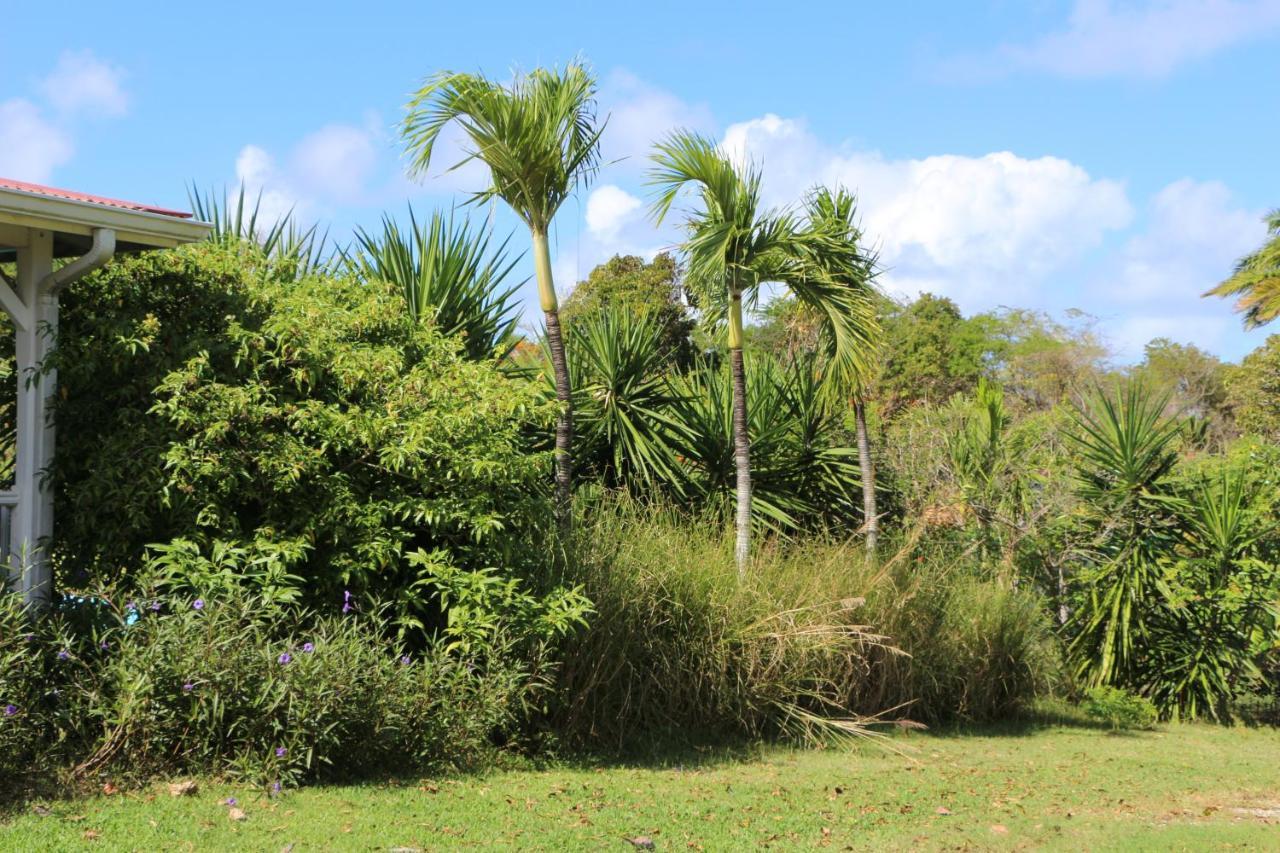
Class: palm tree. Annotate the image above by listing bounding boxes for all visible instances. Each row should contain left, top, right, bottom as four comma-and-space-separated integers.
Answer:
1204, 209, 1280, 328
649, 131, 878, 571
802, 187, 883, 557
401, 63, 605, 524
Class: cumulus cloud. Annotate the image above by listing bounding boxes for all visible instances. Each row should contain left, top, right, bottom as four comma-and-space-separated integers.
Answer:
233, 144, 301, 226
1000, 0, 1280, 78
585, 185, 643, 241
39, 50, 129, 117
292, 124, 378, 202
719, 113, 1134, 303
1094, 178, 1268, 358
598, 69, 716, 171
0, 99, 75, 182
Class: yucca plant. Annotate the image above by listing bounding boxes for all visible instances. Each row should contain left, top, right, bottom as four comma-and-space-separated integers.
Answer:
188, 185, 328, 276
1067, 383, 1183, 689
346, 208, 522, 361
649, 133, 877, 571
402, 62, 605, 525
556, 308, 691, 493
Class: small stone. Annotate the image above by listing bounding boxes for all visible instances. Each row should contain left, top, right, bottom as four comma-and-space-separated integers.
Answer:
626, 837, 656, 850
936, 807, 952, 815
168, 780, 199, 797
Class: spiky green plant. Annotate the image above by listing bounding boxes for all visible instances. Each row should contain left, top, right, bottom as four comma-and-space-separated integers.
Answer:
648, 133, 877, 571
188, 186, 328, 276
402, 62, 605, 524
346, 208, 522, 361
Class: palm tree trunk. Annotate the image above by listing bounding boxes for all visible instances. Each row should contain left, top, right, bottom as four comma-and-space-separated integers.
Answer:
728, 293, 751, 575
533, 229, 573, 528
854, 396, 877, 558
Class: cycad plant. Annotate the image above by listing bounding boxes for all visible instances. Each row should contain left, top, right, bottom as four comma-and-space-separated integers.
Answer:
346, 208, 522, 361
1204, 209, 1280, 328
402, 62, 605, 524
648, 132, 877, 571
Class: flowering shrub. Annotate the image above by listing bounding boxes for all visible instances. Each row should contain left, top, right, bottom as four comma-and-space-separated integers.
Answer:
1, 582, 552, 798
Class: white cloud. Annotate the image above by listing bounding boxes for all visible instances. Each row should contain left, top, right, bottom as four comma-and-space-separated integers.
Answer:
1001, 0, 1280, 78
0, 99, 74, 182
599, 69, 716, 171
585, 185, 643, 241
234, 144, 302, 226
292, 124, 378, 202
39, 50, 129, 117
719, 113, 1134, 303
1092, 178, 1268, 358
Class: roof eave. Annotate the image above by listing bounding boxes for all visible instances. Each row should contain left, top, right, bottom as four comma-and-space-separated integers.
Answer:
0, 187, 211, 249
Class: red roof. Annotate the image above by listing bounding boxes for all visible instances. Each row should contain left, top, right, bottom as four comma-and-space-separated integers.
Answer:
0, 177, 193, 219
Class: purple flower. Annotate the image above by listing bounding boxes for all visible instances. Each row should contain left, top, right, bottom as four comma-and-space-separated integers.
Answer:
3, 704, 17, 717
225, 797, 237, 806
149, 601, 162, 612
125, 601, 137, 612
56, 650, 70, 661
341, 590, 354, 614
277, 653, 291, 665
182, 682, 195, 693
192, 599, 205, 611
301, 642, 314, 653
99, 640, 110, 650
400, 655, 411, 666
24, 633, 34, 642
275, 747, 287, 758
271, 782, 281, 795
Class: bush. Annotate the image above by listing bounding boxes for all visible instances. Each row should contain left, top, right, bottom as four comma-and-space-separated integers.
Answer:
550, 499, 1059, 748
50, 242, 554, 623
0, 584, 549, 799
1082, 686, 1158, 731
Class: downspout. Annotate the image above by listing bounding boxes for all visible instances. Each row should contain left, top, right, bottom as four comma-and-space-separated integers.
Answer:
43, 227, 116, 294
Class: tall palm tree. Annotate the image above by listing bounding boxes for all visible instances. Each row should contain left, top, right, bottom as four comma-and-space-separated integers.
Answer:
1204, 209, 1280, 328
402, 63, 604, 524
649, 131, 878, 572
803, 186, 883, 557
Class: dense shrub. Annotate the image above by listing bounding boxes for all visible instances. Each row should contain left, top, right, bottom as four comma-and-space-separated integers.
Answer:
50, 243, 554, 621
1081, 686, 1158, 731
550, 499, 1059, 748
0, 584, 552, 799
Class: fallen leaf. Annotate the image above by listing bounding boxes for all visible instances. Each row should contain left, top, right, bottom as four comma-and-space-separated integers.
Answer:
82, 830, 101, 841
102, 783, 118, 796
32, 805, 52, 817
168, 780, 199, 798
626, 837, 656, 850
936, 807, 952, 816
280, 845, 295, 853
228, 807, 248, 822
990, 824, 1008, 834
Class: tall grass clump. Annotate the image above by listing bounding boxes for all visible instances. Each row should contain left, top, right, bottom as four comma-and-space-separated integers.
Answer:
552, 498, 1059, 748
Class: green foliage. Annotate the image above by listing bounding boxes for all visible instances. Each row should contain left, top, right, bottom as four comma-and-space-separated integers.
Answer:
561, 253, 694, 365
1081, 686, 1158, 731
552, 499, 1059, 747
188, 186, 328, 277
51, 243, 553, 625
346, 208, 523, 360
0, 586, 539, 796
877, 294, 987, 412
1225, 333, 1280, 441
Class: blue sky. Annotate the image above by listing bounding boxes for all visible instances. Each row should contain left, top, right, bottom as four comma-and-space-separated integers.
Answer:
3, 0, 1278, 361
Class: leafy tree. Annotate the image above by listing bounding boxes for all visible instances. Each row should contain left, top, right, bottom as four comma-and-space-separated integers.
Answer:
1224, 335, 1280, 441
561, 253, 694, 365
648, 131, 877, 570
1205, 209, 1280, 328
979, 308, 1109, 409
402, 62, 605, 526
1132, 338, 1229, 442
346, 208, 522, 361
877, 294, 987, 414
50, 243, 553, 628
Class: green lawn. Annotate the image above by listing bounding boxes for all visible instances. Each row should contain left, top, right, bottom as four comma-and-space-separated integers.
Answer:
4, 720, 1278, 851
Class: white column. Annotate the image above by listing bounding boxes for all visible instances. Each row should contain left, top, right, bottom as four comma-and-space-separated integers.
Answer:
9, 229, 54, 607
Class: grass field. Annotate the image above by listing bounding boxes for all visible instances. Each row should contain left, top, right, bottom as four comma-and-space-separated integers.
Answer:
3, 717, 1278, 851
